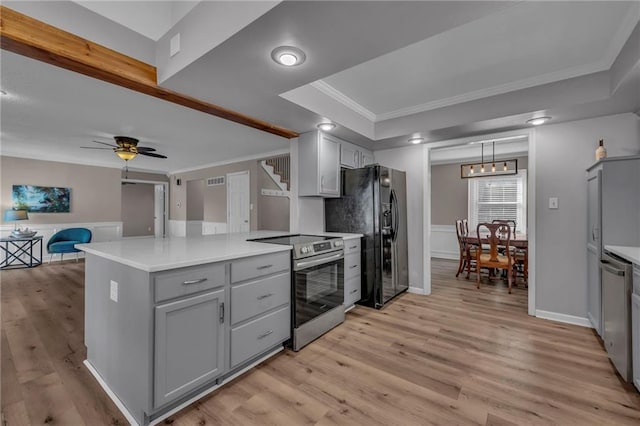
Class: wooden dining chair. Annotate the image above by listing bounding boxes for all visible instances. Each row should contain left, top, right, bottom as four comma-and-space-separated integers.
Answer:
475, 222, 516, 293
454, 220, 477, 279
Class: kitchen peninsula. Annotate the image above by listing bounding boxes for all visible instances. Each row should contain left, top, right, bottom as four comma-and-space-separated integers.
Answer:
76, 231, 360, 426
78, 231, 293, 426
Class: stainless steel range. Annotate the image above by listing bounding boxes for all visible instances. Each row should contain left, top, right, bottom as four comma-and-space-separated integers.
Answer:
250, 234, 345, 351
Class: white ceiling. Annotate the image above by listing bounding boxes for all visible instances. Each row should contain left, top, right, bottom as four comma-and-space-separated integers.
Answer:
321, 2, 635, 119
1, 1, 639, 172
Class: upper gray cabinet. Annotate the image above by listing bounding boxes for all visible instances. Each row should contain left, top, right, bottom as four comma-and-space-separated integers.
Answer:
340, 141, 374, 169
299, 131, 341, 197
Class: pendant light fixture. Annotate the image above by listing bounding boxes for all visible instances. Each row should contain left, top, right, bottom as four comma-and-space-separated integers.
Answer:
460, 141, 518, 179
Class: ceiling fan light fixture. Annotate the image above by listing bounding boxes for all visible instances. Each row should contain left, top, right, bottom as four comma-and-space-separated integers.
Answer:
271, 46, 306, 67
115, 149, 137, 161
409, 137, 424, 144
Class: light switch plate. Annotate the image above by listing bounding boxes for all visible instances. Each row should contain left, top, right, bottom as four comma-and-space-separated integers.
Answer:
110, 280, 118, 302
548, 197, 559, 209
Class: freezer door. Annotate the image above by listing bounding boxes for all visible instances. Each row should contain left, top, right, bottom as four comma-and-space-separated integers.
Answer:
391, 169, 409, 294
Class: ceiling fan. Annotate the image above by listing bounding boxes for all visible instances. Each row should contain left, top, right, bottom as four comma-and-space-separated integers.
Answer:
81, 136, 167, 161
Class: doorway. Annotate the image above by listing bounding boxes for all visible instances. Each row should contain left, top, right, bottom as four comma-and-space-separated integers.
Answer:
121, 180, 168, 238
426, 132, 533, 313
227, 170, 251, 233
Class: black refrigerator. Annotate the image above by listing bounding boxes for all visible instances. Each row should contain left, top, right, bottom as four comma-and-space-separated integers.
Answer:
325, 165, 409, 309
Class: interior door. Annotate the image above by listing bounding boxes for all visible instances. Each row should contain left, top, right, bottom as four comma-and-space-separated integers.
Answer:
227, 171, 250, 233
154, 184, 165, 238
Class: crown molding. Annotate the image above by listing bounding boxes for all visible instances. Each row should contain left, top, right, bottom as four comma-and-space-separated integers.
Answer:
310, 81, 377, 122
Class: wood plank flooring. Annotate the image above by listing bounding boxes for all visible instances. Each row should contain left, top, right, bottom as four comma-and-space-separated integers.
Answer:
2, 259, 640, 425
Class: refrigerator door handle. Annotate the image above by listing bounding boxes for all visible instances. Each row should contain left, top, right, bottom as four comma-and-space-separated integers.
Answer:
391, 189, 399, 242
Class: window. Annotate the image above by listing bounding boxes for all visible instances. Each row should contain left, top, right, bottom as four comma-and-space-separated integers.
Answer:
468, 170, 527, 234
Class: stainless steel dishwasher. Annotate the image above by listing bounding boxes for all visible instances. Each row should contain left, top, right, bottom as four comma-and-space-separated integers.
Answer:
601, 251, 633, 382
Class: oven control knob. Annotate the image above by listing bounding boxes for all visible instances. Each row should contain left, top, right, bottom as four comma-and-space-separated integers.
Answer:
301, 246, 310, 254
334, 240, 343, 247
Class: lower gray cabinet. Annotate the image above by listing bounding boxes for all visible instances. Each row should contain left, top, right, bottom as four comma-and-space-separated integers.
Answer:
154, 288, 225, 408
230, 306, 290, 368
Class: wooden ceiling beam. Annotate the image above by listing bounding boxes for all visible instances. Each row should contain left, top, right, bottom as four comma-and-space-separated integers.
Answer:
0, 6, 299, 139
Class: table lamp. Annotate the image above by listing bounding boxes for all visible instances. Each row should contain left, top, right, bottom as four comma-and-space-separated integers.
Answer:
4, 209, 29, 231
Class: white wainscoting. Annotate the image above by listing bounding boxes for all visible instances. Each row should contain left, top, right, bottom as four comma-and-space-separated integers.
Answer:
186, 220, 203, 237
535, 310, 592, 328
202, 222, 227, 235
0, 221, 122, 262
169, 220, 229, 237
431, 224, 459, 260
168, 220, 186, 237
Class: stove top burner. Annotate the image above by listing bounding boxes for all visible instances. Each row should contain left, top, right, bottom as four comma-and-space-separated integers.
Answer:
250, 234, 343, 259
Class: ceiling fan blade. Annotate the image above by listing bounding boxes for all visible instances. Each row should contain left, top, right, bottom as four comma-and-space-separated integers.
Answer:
136, 146, 156, 152
80, 146, 114, 150
92, 140, 118, 147
138, 151, 167, 159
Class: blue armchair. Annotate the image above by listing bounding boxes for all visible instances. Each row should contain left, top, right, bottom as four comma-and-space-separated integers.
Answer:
47, 228, 92, 263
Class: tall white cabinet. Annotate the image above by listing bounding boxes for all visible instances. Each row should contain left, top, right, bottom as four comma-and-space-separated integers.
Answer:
586, 156, 640, 335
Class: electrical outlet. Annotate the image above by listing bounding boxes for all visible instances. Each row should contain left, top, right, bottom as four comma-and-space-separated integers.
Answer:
110, 280, 118, 302
548, 197, 559, 209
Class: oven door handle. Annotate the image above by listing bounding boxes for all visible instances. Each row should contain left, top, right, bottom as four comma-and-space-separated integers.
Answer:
294, 252, 344, 271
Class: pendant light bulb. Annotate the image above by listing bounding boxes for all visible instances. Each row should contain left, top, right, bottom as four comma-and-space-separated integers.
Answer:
503, 162, 507, 171
481, 164, 485, 173
470, 165, 474, 174
492, 163, 496, 173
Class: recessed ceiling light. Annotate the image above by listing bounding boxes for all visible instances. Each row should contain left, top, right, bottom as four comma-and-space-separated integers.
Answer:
317, 122, 336, 131
271, 46, 306, 67
526, 116, 551, 126
409, 137, 424, 144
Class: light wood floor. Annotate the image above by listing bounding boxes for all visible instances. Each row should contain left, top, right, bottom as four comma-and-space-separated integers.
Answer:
2, 259, 640, 425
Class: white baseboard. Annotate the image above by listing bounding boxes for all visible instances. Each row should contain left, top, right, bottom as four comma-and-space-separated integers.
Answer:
408, 286, 428, 295
431, 250, 458, 260
535, 310, 592, 328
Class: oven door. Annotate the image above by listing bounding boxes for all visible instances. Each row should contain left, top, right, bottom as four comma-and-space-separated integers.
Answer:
293, 251, 344, 328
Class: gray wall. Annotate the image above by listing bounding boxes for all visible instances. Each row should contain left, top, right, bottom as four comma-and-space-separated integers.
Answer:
121, 183, 155, 237
534, 113, 640, 318
186, 180, 204, 221
431, 156, 528, 225
1, 156, 121, 224
374, 145, 425, 291
123, 170, 169, 182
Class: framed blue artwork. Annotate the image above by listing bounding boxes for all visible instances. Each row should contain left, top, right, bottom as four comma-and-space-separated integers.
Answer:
12, 185, 71, 213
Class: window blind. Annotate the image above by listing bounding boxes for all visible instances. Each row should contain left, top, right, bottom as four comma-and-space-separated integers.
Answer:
468, 171, 527, 233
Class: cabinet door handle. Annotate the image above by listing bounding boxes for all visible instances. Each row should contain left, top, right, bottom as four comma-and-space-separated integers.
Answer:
219, 303, 225, 323
354, 152, 358, 165
257, 293, 273, 300
350, 289, 358, 294
183, 278, 208, 285
321, 176, 325, 189
349, 245, 358, 250
256, 264, 273, 270
349, 265, 358, 269
257, 330, 273, 339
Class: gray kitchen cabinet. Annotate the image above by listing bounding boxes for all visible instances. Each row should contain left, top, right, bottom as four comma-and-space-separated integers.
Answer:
586, 156, 640, 336
633, 265, 640, 391
344, 238, 362, 309
299, 130, 341, 197
154, 288, 225, 408
340, 141, 374, 169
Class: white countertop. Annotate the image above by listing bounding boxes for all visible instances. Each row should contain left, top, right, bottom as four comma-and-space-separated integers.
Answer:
77, 231, 363, 272
604, 245, 640, 265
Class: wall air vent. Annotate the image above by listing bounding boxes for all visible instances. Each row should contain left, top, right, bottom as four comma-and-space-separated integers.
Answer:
207, 176, 225, 186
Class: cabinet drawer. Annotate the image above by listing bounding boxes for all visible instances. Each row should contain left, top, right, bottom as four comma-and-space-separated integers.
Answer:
345, 275, 361, 307
344, 239, 361, 254
231, 272, 290, 325
344, 252, 361, 280
154, 263, 225, 303
231, 252, 290, 283
230, 306, 290, 368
